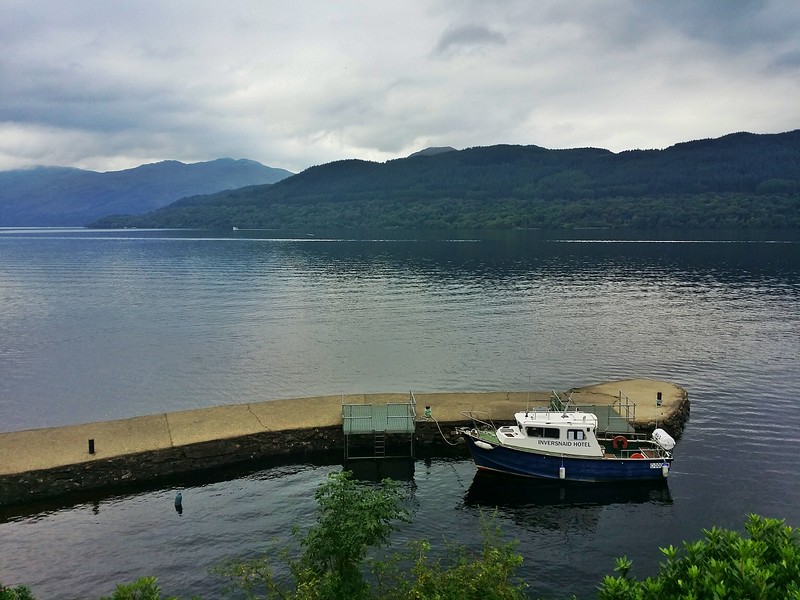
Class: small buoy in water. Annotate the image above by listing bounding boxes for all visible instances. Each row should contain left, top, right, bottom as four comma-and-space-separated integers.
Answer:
174, 492, 183, 514
662, 464, 669, 478
559, 466, 566, 480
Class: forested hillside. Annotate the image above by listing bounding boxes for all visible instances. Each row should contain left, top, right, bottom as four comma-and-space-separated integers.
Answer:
90, 130, 800, 230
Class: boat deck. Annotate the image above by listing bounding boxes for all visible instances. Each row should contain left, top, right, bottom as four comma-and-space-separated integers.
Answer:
602, 448, 661, 459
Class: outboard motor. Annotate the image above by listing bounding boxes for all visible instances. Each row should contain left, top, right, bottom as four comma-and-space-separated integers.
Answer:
651, 428, 676, 450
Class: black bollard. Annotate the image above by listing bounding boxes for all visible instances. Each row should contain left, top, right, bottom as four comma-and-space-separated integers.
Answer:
656, 392, 662, 407
88, 439, 95, 454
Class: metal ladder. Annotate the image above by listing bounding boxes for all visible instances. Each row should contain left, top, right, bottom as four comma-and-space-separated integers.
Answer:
374, 432, 386, 457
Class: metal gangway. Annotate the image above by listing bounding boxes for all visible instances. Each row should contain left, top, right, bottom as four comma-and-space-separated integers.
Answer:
341, 391, 417, 460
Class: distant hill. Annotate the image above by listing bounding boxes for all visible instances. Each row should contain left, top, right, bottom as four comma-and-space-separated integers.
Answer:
90, 131, 800, 230
407, 146, 457, 157
0, 158, 292, 226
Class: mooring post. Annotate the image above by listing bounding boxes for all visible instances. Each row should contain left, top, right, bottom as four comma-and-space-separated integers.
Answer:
88, 438, 95, 454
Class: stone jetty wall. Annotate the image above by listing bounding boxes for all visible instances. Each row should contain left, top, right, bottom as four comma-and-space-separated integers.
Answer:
0, 422, 464, 507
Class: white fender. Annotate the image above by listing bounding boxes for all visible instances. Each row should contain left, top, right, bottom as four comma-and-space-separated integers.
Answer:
652, 428, 676, 450
475, 440, 493, 450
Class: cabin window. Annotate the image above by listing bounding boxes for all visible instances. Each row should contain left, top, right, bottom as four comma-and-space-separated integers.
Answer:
526, 427, 560, 439
567, 429, 586, 441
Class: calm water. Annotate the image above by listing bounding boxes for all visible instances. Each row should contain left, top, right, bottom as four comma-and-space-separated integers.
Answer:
1, 227, 799, 599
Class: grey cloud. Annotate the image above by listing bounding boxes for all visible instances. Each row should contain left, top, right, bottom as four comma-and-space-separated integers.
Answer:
616, 0, 799, 51
1, 1, 798, 172
529, 0, 800, 56
768, 49, 800, 72
434, 23, 506, 55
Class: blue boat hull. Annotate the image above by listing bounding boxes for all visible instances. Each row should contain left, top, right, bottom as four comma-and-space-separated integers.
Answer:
464, 434, 672, 482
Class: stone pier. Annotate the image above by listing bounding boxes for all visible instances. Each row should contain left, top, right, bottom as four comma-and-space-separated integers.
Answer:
0, 379, 688, 506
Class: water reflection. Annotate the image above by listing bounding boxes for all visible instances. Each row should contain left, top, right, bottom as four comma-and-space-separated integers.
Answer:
0, 454, 342, 524
346, 458, 416, 482
465, 470, 673, 508
462, 470, 672, 533
285, 234, 800, 290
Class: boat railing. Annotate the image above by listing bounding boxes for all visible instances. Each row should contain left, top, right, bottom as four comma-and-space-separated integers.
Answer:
596, 432, 671, 458
617, 447, 670, 459
385, 391, 417, 430
613, 390, 637, 423
597, 431, 650, 442
460, 410, 496, 431
550, 390, 579, 413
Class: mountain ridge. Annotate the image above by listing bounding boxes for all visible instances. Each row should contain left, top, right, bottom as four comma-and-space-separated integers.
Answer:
0, 158, 293, 226
92, 129, 798, 230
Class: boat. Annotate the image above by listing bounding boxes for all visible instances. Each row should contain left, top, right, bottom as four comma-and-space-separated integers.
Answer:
459, 392, 675, 482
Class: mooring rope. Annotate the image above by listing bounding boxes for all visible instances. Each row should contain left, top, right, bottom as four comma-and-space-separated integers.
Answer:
421, 413, 462, 446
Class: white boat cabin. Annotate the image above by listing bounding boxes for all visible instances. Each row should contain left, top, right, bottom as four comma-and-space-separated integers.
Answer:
495, 410, 605, 457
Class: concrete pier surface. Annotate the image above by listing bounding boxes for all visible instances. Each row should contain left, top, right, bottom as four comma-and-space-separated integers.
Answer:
0, 379, 687, 505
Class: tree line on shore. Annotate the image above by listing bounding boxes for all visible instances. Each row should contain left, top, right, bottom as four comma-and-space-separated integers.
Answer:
89, 130, 800, 230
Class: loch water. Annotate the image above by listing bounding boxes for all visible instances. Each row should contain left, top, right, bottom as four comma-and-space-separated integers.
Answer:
1, 227, 799, 599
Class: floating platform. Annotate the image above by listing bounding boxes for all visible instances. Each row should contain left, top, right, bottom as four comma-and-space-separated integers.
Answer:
0, 379, 687, 506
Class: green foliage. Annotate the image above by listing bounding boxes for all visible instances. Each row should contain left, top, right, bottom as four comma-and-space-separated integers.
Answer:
217, 471, 528, 600
298, 470, 408, 598
597, 514, 800, 600
372, 513, 528, 600
98, 576, 193, 600
217, 470, 409, 600
0, 583, 36, 600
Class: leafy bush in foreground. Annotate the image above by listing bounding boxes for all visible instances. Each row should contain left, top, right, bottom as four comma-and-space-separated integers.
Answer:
216, 470, 410, 599
598, 514, 800, 599
372, 518, 528, 600
216, 470, 527, 599
0, 584, 35, 600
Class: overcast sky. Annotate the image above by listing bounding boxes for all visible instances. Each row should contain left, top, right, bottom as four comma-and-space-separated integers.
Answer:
2, 1, 799, 173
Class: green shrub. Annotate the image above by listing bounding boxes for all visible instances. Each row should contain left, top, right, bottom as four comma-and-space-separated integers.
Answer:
217, 470, 528, 600
217, 470, 408, 600
597, 514, 800, 600
98, 576, 182, 600
373, 513, 528, 600
0, 583, 36, 600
